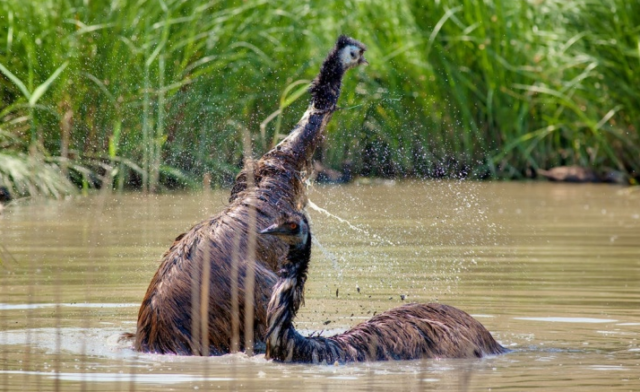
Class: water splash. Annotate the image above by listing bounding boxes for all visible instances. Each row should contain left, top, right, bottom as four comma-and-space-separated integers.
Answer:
307, 199, 396, 247
311, 235, 342, 274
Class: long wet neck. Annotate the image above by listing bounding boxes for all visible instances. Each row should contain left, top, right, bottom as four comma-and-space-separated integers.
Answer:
280, 237, 313, 289
265, 232, 357, 363
309, 53, 345, 112
265, 55, 347, 173
265, 234, 312, 350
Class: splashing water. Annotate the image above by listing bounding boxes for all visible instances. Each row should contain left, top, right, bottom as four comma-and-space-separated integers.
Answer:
307, 198, 399, 282
307, 199, 396, 247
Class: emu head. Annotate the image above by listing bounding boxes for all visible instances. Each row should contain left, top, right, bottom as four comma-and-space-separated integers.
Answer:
335, 35, 368, 71
260, 212, 310, 248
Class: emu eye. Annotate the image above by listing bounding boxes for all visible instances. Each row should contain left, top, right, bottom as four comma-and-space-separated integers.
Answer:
289, 223, 298, 230
350, 51, 356, 59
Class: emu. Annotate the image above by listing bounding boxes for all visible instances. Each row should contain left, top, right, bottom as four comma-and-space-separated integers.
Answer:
260, 212, 509, 363
133, 36, 367, 355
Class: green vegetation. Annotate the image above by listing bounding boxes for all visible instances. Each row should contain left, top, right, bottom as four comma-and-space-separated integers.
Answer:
0, 0, 638, 197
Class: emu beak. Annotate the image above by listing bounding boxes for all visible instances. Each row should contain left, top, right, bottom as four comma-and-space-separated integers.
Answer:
260, 224, 283, 236
359, 56, 369, 66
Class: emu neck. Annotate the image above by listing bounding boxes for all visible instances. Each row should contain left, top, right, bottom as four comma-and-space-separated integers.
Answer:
309, 53, 345, 112
265, 54, 347, 173
282, 235, 312, 280
265, 234, 312, 354
274, 234, 312, 319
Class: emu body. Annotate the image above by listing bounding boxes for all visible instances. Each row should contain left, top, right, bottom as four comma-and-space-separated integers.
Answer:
261, 214, 509, 363
134, 36, 367, 355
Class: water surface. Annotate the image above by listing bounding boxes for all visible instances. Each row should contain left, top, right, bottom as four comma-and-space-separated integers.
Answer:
1, 181, 639, 391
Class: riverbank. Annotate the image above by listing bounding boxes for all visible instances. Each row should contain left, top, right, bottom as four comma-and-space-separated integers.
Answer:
1, 0, 638, 197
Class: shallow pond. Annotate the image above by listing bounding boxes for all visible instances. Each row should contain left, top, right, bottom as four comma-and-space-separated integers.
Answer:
0, 181, 639, 391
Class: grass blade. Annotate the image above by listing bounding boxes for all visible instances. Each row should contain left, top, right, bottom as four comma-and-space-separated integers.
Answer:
28, 62, 69, 106
0, 62, 31, 100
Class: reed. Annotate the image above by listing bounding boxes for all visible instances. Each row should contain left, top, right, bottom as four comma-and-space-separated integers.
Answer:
0, 0, 638, 196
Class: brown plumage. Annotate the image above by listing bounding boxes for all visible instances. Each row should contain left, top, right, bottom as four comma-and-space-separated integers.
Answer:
260, 213, 509, 363
133, 36, 367, 355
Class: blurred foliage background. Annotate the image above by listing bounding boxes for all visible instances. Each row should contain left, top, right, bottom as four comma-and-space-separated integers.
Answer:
0, 0, 639, 198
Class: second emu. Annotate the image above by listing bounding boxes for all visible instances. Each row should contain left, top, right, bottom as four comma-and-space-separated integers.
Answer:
260, 212, 509, 363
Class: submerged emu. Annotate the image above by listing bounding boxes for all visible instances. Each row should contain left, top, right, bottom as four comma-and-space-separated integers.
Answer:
134, 36, 367, 355
260, 213, 509, 363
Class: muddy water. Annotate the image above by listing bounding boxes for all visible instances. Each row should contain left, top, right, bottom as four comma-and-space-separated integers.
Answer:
0, 181, 638, 391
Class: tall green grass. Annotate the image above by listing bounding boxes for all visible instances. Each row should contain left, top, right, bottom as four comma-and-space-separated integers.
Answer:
0, 0, 638, 196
